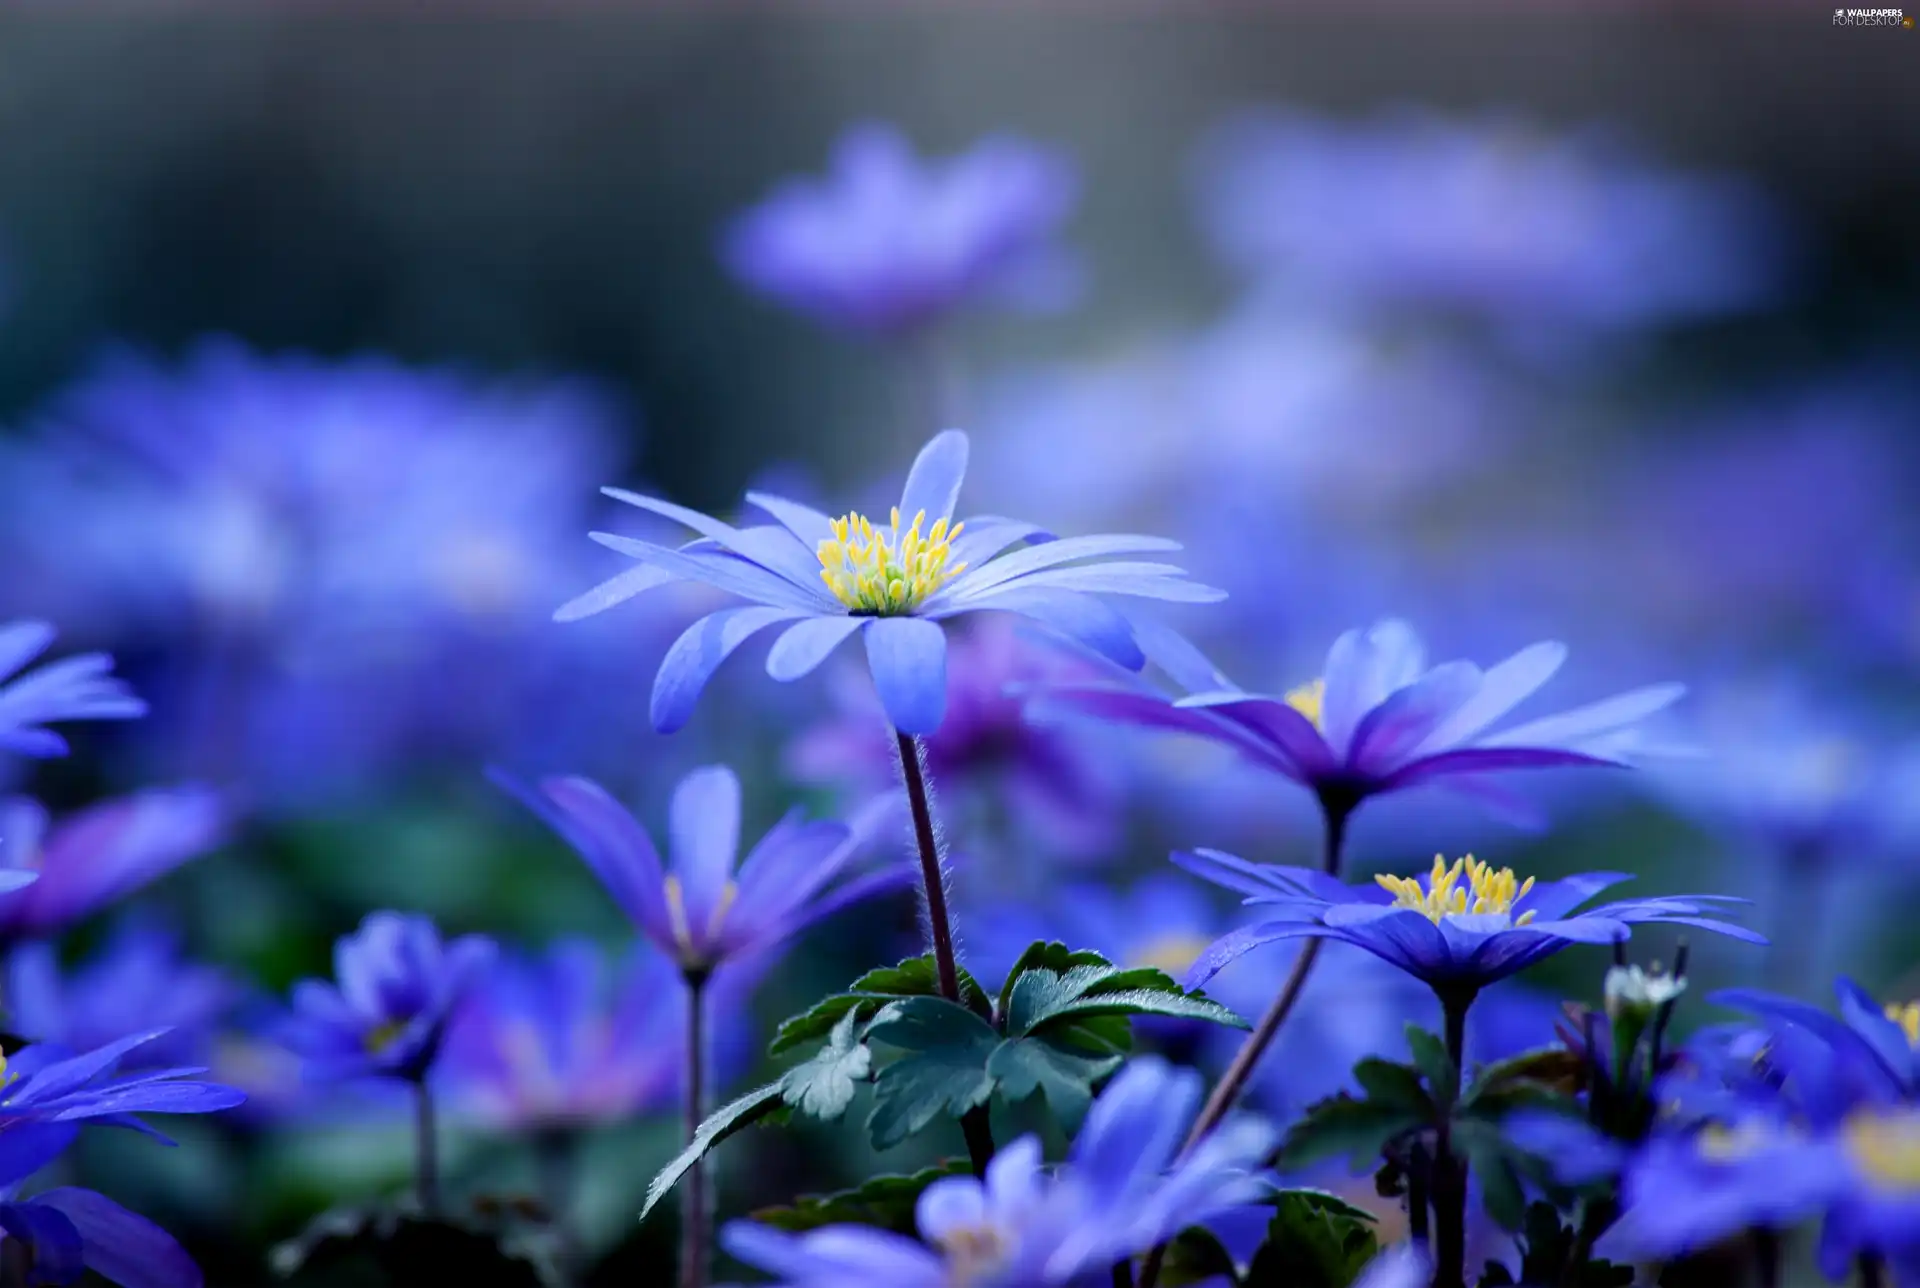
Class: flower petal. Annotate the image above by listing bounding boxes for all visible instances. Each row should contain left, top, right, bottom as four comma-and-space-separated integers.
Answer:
864, 617, 950, 735
939, 534, 1183, 606
914, 1175, 988, 1245
602, 490, 829, 598
766, 617, 867, 682
493, 773, 674, 948
1321, 620, 1427, 759
553, 562, 680, 623
1480, 682, 1687, 753
745, 490, 838, 548
1349, 661, 1483, 779
651, 606, 805, 734
1175, 693, 1337, 779
589, 532, 825, 613
944, 588, 1143, 670
1411, 642, 1567, 755
1129, 618, 1240, 695
896, 430, 971, 529
0, 1201, 84, 1286
33, 1188, 200, 1288
670, 766, 743, 930
1182, 921, 1334, 990
946, 516, 1052, 569
956, 562, 1224, 603
1380, 746, 1618, 791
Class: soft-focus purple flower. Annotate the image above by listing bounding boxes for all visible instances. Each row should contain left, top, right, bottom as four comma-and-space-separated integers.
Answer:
1195, 107, 1781, 334
1040, 618, 1683, 823
722, 124, 1080, 337
556, 429, 1221, 735
721, 1057, 1277, 1286
0, 789, 226, 942
789, 620, 1125, 864
0, 1185, 202, 1288
1708, 977, 1920, 1114
495, 764, 908, 976
5, 921, 239, 1070
439, 938, 755, 1132
277, 912, 495, 1083
0, 620, 143, 760
1176, 852, 1762, 993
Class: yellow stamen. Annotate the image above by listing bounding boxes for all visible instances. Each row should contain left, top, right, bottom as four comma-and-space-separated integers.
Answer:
816, 508, 965, 615
662, 875, 739, 962
1846, 1109, 1920, 1190
1886, 1000, 1920, 1047
1284, 678, 1326, 730
1697, 1120, 1777, 1163
1374, 854, 1538, 927
932, 1223, 1011, 1285
364, 1020, 407, 1054
1130, 933, 1215, 980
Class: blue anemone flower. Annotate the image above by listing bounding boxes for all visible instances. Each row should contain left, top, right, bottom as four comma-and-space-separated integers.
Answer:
554, 429, 1222, 735
278, 912, 495, 1083
1041, 617, 1683, 819
439, 938, 755, 1132
0, 1184, 202, 1288
1710, 976, 1920, 1112
494, 764, 910, 976
0, 621, 143, 760
721, 1057, 1278, 1286
721, 124, 1080, 337
0, 790, 227, 942
1174, 852, 1762, 993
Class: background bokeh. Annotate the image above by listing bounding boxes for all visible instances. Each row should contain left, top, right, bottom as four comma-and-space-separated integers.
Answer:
0, 8, 1916, 1285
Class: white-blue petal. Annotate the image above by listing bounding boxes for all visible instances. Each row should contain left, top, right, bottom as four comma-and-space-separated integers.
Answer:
863, 617, 950, 735
650, 606, 805, 733
896, 430, 970, 527
766, 616, 867, 682
744, 490, 838, 547
941, 587, 1144, 670
553, 562, 679, 623
933, 534, 1182, 606
590, 532, 824, 613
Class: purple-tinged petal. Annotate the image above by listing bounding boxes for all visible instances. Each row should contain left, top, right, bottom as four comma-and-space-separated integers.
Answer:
938, 534, 1182, 606
1349, 661, 1482, 779
1320, 620, 1427, 759
9, 1031, 166, 1106
1129, 618, 1240, 695
651, 606, 806, 734
33, 1188, 201, 1288
735, 864, 915, 958
1172, 849, 1347, 903
0, 1201, 84, 1286
1834, 977, 1920, 1086
864, 617, 949, 735
726, 820, 858, 935
744, 490, 837, 548
897, 429, 970, 528
1519, 872, 1635, 921
1380, 746, 1618, 790
493, 773, 674, 948
0, 1122, 80, 1188
914, 1174, 988, 1243
1182, 921, 1334, 990
553, 561, 679, 623
1038, 686, 1293, 774
766, 616, 867, 682
601, 490, 830, 600
48, 1080, 247, 1119
960, 563, 1223, 603
1176, 694, 1337, 779
1628, 915, 1768, 945
1517, 917, 1631, 945
669, 767, 742, 933
1481, 682, 1687, 753
1432, 775, 1551, 831
588, 532, 824, 613
1411, 642, 1566, 755
0, 621, 53, 678
945, 588, 1143, 670
946, 516, 1052, 569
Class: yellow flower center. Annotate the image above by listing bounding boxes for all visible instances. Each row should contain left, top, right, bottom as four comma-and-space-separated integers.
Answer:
364, 1020, 408, 1054
1845, 1109, 1920, 1190
816, 508, 966, 616
663, 875, 740, 962
1887, 1000, 1920, 1047
1697, 1120, 1778, 1162
1130, 933, 1215, 980
933, 1223, 1011, 1285
1375, 854, 1538, 927
1285, 678, 1326, 730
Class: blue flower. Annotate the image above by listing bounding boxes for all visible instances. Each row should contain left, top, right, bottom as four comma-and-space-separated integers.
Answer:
495, 764, 909, 976
1175, 852, 1763, 993
0, 790, 226, 942
721, 1057, 1278, 1286
556, 429, 1220, 735
439, 938, 756, 1131
5, 921, 239, 1070
1708, 976, 1920, 1115
278, 912, 495, 1083
722, 124, 1080, 337
1041, 617, 1682, 818
0, 621, 143, 760
0, 1185, 202, 1288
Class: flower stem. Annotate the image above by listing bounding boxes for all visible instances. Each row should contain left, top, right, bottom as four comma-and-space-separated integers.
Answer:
412, 1077, 440, 1219
1136, 798, 1354, 1288
535, 1127, 582, 1288
894, 731, 996, 1177
1430, 987, 1476, 1288
1112, 1261, 1137, 1288
1859, 1254, 1885, 1288
681, 970, 711, 1288
1407, 1142, 1432, 1248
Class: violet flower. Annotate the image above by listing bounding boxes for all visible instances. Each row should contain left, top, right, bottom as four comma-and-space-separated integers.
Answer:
0, 620, 143, 760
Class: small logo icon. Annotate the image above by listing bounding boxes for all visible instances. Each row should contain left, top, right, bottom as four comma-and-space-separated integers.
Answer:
1906, 13, 1916, 26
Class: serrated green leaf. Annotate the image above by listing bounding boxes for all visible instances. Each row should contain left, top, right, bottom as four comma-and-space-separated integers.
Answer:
865, 997, 1000, 1151
1244, 1189, 1381, 1288
1002, 961, 1247, 1041
985, 1036, 1122, 1129
1278, 1095, 1423, 1172
770, 955, 991, 1055
1161, 1225, 1243, 1286
1350, 1058, 1432, 1115
780, 1009, 871, 1121
995, 941, 1113, 1016
1005, 964, 1112, 1033
1462, 1044, 1585, 1105
1250, 1188, 1380, 1226
747, 1161, 972, 1234
866, 995, 999, 1052
640, 1080, 789, 1220
1077, 964, 1188, 995
1406, 1024, 1457, 1106
1460, 1083, 1583, 1122
1046, 1012, 1136, 1056
1035, 988, 1250, 1032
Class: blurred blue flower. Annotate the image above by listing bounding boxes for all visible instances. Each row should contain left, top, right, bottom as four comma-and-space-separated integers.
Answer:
559, 429, 1220, 735
722, 124, 1080, 337
1176, 852, 1762, 993
0, 1184, 201, 1288
1194, 107, 1782, 336
1041, 618, 1683, 824
439, 938, 756, 1132
0, 620, 143, 760
0, 340, 654, 802
5, 920, 239, 1070
1709, 976, 1920, 1112
0, 789, 226, 943
496, 764, 908, 977
721, 1057, 1278, 1285
278, 912, 495, 1083
790, 620, 1125, 865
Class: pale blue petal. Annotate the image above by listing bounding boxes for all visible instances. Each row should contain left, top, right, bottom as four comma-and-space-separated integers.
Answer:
1130, 618, 1240, 695
34, 1189, 199, 1288
553, 562, 678, 623
766, 616, 867, 682
602, 491, 834, 603
590, 532, 824, 613
936, 534, 1183, 606
914, 1175, 987, 1243
955, 562, 1224, 603
745, 490, 838, 547
1410, 642, 1566, 755
651, 606, 805, 733
670, 766, 743, 931
896, 429, 970, 527
1481, 682, 1687, 752
941, 587, 1143, 670
1349, 661, 1482, 779
864, 617, 950, 735
946, 516, 1052, 569
1320, 620, 1427, 760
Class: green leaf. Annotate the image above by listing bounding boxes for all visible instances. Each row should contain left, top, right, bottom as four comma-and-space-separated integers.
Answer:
1250, 1187, 1380, 1226
866, 996, 1000, 1150
1406, 1024, 1457, 1106
1350, 1058, 1432, 1115
1278, 1094, 1423, 1173
780, 1009, 871, 1121
640, 1080, 789, 1220
769, 955, 990, 1055
986, 1037, 1122, 1129
1462, 1044, 1585, 1108
1244, 1189, 1381, 1288
995, 941, 1112, 1016
1160, 1225, 1244, 1287
747, 1161, 972, 1235
1004, 961, 1246, 1038
866, 995, 999, 1052
1035, 988, 1250, 1031
1454, 1121, 1529, 1233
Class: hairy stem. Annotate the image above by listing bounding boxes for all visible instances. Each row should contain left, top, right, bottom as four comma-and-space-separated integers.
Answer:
680, 972, 711, 1288
1431, 989, 1476, 1288
895, 731, 996, 1176
413, 1077, 440, 1219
